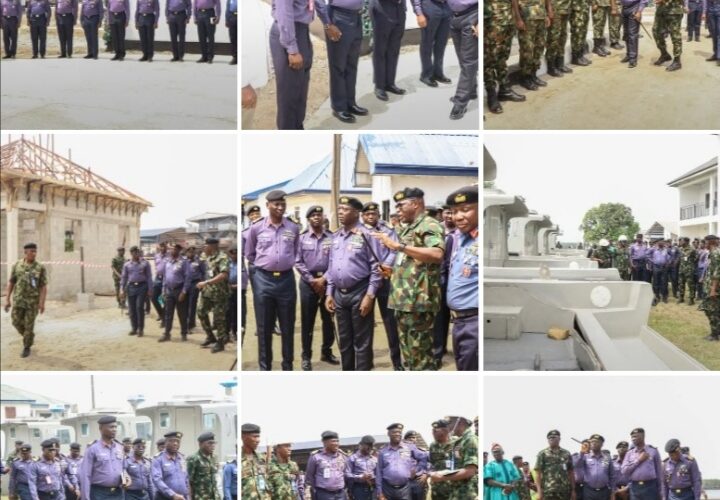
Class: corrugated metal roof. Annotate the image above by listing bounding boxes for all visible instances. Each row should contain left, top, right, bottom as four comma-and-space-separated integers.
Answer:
1, 384, 69, 406
140, 227, 185, 238
186, 212, 236, 222
667, 157, 718, 186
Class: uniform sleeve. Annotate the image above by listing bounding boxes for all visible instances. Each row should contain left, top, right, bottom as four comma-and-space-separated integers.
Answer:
314, 0, 330, 24
244, 224, 258, 265
305, 456, 316, 489
152, 0, 158, 19
459, 438, 478, 469
534, 451, 544, 472
214, 0, 220, 18
222, 464, 232, 500
144, 261, 152, 284
9, 463, 18, 494
9, 263, 18, 285
382, 228, 399, 267
28, 463, 40, 500
78, 447, 93, 500
344, 455, 355, 483
654, 451, 664, 499
691, 460, 702, 500
421, 221, 446, 250
294, 236, 313, 285
185, 457, 195, 496
275, 0, 299, 53
151, 458, 175, 498
375, 453, 383, 495
134, 0, 139, 23
182, 260, 193, 294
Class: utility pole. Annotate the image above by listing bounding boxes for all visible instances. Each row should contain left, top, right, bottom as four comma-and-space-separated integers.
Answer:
330, 135, 342, 230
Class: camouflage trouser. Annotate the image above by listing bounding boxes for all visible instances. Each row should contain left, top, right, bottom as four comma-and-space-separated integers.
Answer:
113, 278, 126, 308
544, 492, 573, 500
609, 10, 622, 42
700, 296, 720, 334
198, 293, 229, 342
570, 3, 591, 51
678, 270, 696, 300
619, 269, 631, 281
546, 12, 570, 60
592, 5, 611, 37
11, 303, 39, 347
653, 7, 683, 56
484, 18, 515, 86
396, 310, 436, 371
519, 19, 547, 75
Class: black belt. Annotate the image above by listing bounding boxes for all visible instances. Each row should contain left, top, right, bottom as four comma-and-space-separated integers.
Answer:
91, 485, 122, 492
312, 271, 325, 278
59, 12, 72, 15
671, 487, 693, 494
169, 10, 186, 14
634, 480, 657, 486
166, 284, 184, 291
38, 491, 63, 497
198, 7, 214, 11
31, 14, 46, 17
330, 5, 360, 13
450, 308, 478, 319
140, 12, 154, 15
586, 486, 610, 492
130, 281, 147, 286
383, 481, 408, 489
453, 3, 477, 15
337, 280, 368, 294
257, 268, 293, 278
316, 488, 344, 493
111, 11, 125, 14
3, 15, 19, 18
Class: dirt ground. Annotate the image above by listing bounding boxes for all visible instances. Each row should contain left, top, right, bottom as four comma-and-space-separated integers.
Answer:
0, 296, 236, 371
485, 26, 720, 130
240, 289, 459, 371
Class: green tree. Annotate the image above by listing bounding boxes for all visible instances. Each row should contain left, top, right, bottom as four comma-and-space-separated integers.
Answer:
579, 203, 640, 243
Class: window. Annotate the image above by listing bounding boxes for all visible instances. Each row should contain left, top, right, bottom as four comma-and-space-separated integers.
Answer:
56, 429, 71, 444
5, 406, 17, 419
160, 412, 170, 428
9, 427, 16, 438
64, 219, 81, 252
33, 429, 41, 438
81, 423, 89, 437
202, 413, 219, 431
707, 193, 711, 209
136, 422, 152, 442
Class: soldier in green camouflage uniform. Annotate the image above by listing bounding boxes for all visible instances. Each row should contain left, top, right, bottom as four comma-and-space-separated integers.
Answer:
590, 240, 613, 269
677, 237, 698, 305
430, 416, 478, 500
375, 188, 445, 371
197, 238, 231, 353
111, 247, 127, 309
591, 0, 614, 55
545, 0, 573, 76
187, 432, 221, 500
614, 238, 631, 281
534, 430, 574, 500
700, 235, 720, 341
266, 443, 302, 500
608, 0, 623, 48
4, 243, 48, 358
570, 0, 592, 65
428, 420, 458, 500
516, 0, 553, 90
652, 0, 685, 70
241, 424, 270, 500
484, 0, 526, 113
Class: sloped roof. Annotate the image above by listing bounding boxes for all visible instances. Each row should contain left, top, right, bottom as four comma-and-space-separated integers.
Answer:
140, 227, 185, 238
0, 138, 152, 206
186, 212, 237, 222
1, 384, 69, 407
667, 157, 718, 186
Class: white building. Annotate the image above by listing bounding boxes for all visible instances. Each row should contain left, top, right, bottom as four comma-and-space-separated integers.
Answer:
667, 157, 719, 239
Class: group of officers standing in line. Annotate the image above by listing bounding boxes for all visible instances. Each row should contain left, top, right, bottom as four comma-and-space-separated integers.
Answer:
0, 0, 237, 64
484, 428, 706, 500
3, 415, 238, 500
241, 184, 479, 372
241, 416, 479, 499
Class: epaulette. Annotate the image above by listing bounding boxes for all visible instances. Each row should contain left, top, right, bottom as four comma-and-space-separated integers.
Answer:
153, 452, 163, 458
310, 449, 321, 456
89, 440, 98, 446
252, 217, 265, 225
300, 228, 309, 234
686, 455, 695, 461
113, 439, 124, 445
663, 457, 669, 462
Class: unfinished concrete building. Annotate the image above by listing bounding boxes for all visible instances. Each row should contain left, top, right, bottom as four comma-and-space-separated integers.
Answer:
1, 138, 152, 300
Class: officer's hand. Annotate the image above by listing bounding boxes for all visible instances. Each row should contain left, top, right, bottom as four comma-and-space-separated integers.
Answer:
633, 10, 641, 21
197, 281, 207, 290
179, 291, 187, 302
288, 51, 303, 70
39, 303, 45, 314
611, 7, 617, 14
472, 23, 478, 37
416, 13, 427, 28
242, 84, 257, 108
545, 16, 551, 27
4, 301, 10, 313
571, 490, 577, 500
211, 16, 218, 23
325, 23, 341, 41
172, 495, 184, 500
710, 289, 717, 298
359, 294, 374, 317
416, 473, 428, 485
515, 18, 526, 31
592, 4, 597, 11
638, 451, 649, 462
325, 295, 336, 313
429, 472, 443, 483
378, 495, 387, 500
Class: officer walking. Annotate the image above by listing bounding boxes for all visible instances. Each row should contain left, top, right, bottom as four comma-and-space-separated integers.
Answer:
534, 430, 575, 500
194, 0, 220, 62
151, 243, 168, 327
4, 242, 48, 358
79, 0, 102, 58
315, 0, 369, 124
111, 247, 127, 310
160, 243, 192, 342
29, 441, 64, 500
701, 234, 719, 341
26, 0, 50, 58
77, 416, 127, 500
677, 237, 698, 305
375, 423, 428, 500
64, 444, 82, 500
8, 444, 34, 500
295, 205, 340, 371
652, 0, 684, 70
373, 188, 445, 371
269, 0, 313, 129
221, 455, 236, 500
662, 440, 702, 500
575, 434, 615, 500
267, 441, 303, 499
106, 0, 130, 60
240, 424, 268, 500
306, 431, 348, 500
620, 428, 663, 500
345, 436, 377, 500
152, 432, 188, 500
55, 0, 78, 57
1, 0, 22, 58
225, 0, 236, 64
197, 238, 231, 353
165, 0, 191, 61
135, 0, 159, 61
125, 439, 154, 500
413, 0, 452, 88
244, 190, 299, 370
185, 246, 206, 333
186, 433, 220, 500
325, 196, 382, 371
447, 0, 478, 120
119, 246, 153, 337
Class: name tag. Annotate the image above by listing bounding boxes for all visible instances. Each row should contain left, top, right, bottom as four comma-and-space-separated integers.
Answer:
323, 467, 331, 479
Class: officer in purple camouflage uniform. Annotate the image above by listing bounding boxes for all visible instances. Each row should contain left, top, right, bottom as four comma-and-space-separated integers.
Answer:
29, 440, 64, 500
305, 431, 348, 500
160, 244, 193, 342
77, 416, 126, 500
345, 436, 377, 500
106, 0, 130, 60
1, 0, 22, 58
294, 205, 340, 371
165, 0, 191, 61
124, 439, 154, 500
64, 444, 82, 500
576, 435, 615, 500
54, 0, 77, 57
662, 440, 701, 500
151, 432, 188, 500
135, 0, 159, 61
620, 428, 663, 500
9, 444, 35, 500
375, 423, 428, 500
79, 0, 102, 58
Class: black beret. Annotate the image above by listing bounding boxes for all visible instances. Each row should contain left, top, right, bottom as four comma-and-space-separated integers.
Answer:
705, 234, 719, 241
446, 416, 472, 426
680, 446, 690, 454
241, 423, 261, 434
306, 205, 324, 218
98, 415, 117, 425
547, 430, 561, 438
20, 444, 32, 451
266, 190, 287, 202
15, 440, 24, 445
156, 439, 166, 445
24, 243, 37, 250
446, 185, 479, 206
362, 202, 379, 213
425, 206, 439, 216
205, 238, 219, 245
117, 246, 125, 251
246, 205, 261, 215
393, 187, 424, 202
321, 431, 339, 440
164, 431, 183, 439
122, 438, 133, 443
41, 439, 55, 449
616, 441, 629, 449
442, 204, 451, 210
589, 434, 605, 443
129, 246, 140, 252
197, 432, 215, 443
665, 439, 681, 453
512, 455, 523, 461
360, 435, 375, 446
387, 423, 404, 431
70, 443, 81, 450
132, 438, 145, 446
630, 428, 645, 435
404, 430, 418, 439
432, 419, 449, 429
338, 196, 363, 211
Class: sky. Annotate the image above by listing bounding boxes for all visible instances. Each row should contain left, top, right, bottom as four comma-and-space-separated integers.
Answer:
483, 375, 720, 477
2, 133, 237, 229
241, 373, 478, 445
485, 134, 719, 242
2, 373, 237, 413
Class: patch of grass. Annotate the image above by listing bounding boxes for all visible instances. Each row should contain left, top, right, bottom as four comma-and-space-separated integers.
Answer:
648, 299, 720, 370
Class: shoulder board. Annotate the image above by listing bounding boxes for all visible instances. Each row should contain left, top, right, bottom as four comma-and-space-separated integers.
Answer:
300, 228, 309, 234
113, 439, 124, 445
89, 440, 98, 446
153, 452, 163, 458
686, 455, 694, 461
663, 457, 669, 462
416, 446, 428, 452
310, 450, 321, 456
647, 445, 657, 450
252, 217, 265, 225
338, 449, 348, 456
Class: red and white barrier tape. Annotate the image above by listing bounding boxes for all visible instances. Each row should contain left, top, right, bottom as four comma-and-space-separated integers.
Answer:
1, 261, 110, 269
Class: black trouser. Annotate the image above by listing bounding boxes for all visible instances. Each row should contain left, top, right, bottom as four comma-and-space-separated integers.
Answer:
228, 12, 236, 60
270, 20, 313, 129
622, 0, 641, 62
449, 5, 478, 106
327, 6, 362, 112
137, 13, 155, 59
151, 277, 164, 321
167, 11, 187, 59
227, 287, 238, 336
629, 479, 660, 500
419, 0, 452, 79
377, 279, 401, 368
669, 263, 679, 296
163, 286, 188, 335
187, 279, 201, 328
583, 485, 611, 500
65, 487, 79, 500
433, 281, 450, 360
241, 286, 247, 342
409, 480, 426, 500
299, 278, 335, 361
128, 282, 149, 332
333, 283, 373, 371
81, 14, 99, 57
253, 268, 296, 370
2, 16, 19, 57
350, 483, 373, 500
38, 490, 63, 500
30, 15, 48, 56
631, 259, 646, 281
652, 267, 668, 299
109, 11, 127, 57
56, 13, 74, 56
371, 0, 405, 89
687, 7, 702, 36
196, 8, 216, 60
381, 480, 411, 500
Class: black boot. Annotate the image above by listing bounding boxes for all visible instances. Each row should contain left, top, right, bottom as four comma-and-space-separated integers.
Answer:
687, 33, 692, 42
557, 56, 573, 72
580, 53, 593, 64
211, 339, 225, 353
519, 75, 539, 90
531, 73, 547, 86
620, 54, 630, 62
201, 335, 218, 347
654, 50, 672, 65
593, 38, 607, 56
498, 84, 526, 102
688, 297, 694, 306
486, 85, 503, 113
601, 37, 611, 55
666, 56, 681, 71
547, 58, 563, 77
611, 41, 624, 49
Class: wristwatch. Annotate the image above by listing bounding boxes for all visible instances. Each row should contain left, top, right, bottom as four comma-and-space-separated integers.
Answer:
399, 243, 407, 252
